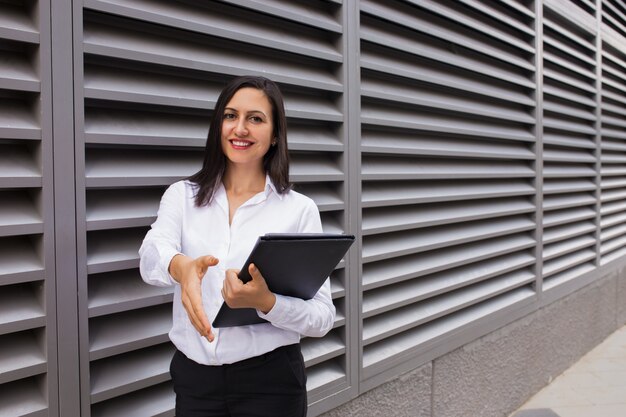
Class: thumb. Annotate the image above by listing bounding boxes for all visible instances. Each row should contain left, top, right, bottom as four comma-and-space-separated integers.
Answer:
197, 255, 219, 274
248, 263, 262, 281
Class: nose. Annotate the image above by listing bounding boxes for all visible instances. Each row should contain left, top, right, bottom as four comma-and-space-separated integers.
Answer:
234, 119, 248, 137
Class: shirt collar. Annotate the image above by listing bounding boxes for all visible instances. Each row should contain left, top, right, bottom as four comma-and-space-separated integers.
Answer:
264, 174, 284, 200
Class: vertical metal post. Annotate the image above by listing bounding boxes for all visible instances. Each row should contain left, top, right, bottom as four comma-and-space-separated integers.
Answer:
50, 0, 81, 415
534, 0, 545, 301
594, 0, 603, 266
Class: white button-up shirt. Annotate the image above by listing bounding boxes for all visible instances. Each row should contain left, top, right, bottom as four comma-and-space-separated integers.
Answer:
139, 176, 336, 365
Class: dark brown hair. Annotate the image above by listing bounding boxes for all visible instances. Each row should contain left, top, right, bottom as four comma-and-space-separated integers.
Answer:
188, 76, 291, 206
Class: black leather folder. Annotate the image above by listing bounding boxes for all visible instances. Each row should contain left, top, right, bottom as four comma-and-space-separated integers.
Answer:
212, 233, 355, 328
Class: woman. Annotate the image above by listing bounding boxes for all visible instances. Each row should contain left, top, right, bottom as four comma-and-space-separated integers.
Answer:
139, 76, 336, 417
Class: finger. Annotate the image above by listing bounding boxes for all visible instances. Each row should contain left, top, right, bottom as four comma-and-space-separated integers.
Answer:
182, 293, 204, 335
197, 255, 219, 274
248, 263, 263, 281
186, 285, 211, 337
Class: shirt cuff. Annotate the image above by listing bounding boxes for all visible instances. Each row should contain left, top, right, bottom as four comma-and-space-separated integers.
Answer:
257, 293, 291, 323
160, 248, 183, 286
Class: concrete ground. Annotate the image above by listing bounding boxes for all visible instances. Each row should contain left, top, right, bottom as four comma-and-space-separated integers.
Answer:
511, 324, 626, 417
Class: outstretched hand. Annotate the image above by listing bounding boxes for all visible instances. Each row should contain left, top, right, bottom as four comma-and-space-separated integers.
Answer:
170, 254, 219, 342
222, 263, 276, 314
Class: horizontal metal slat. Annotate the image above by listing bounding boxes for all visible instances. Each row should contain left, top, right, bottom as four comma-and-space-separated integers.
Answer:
543, 178, 596, 194
87, 228, 145, 274
0, 284, 45, 336
0, 330, 46, 385
362, 215, 534, 263
361, 78, 534, 125
84, 65, 343, 122
543, 206, 596, 228
602, 114, 626, 130
91, 382, 174, 417
362, 287, 534, 377
287, 123, 343, 153
362, 179, 535, 208
601, 138, 626, 152
543, 164, 596, 178
601, 166, 626, 177
362, 156, 534, 181
360, 46, 535, 107
0, 236, 44, 286
89, 304, 171, 361
306, 359, 345, 394
86, 188, 162, 231
601, 210, 626, 229
543, 131, 596, 149
543, 50, 596, 81
600, 128, 626, 141
0, 146, 40, 188
0, 50, 39, 93
601, 199, 626, 216
543, 84, 596, 107
363, 198, 534, 235
601, 221, 626, 243
301, 330, 345, 367
360, 1, 533, 70
0, 101, 40, 141
543, 147, 596, 164
543, 116, 597, 135
543, 32, 596, 67
543, 193, 596, 211
293, 183, 344, 212
90, 343, 174, 404
289, 153, 344, 182
543, 100, 597, 123
542, 247, 595, 278
220, 0, 342, 33
363, 252, 534, 317
405, 0, 534, 53
85, 106, 208, 147
83, 20, 342, 93
362, 269, 534, 346
544, 0, 597, 34
0, 3, 39, 44
601, 234, 626, 259
362, 234, 535, 290
456, 0, 535, 36
85, 148, 202, 188
543, 223, 596, 248
0, 377, 47, 417
361, 103, 535, 142
84, 0, 342, 62
88, 270, 173, 317
361, 131, 534, 160
0, 191, 42, 237
601, 188, 626, 204
543, 261, 596, 290
543, 66, 596, 94
544, 14, 596, 52
359, 22, 534, 89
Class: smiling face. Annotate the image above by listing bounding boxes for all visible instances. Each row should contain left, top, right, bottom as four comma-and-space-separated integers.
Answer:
220, 87, 274, 172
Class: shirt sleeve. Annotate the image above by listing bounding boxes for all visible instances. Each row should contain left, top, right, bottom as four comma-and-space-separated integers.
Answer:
257, 198, 337, 337
138, 181, 185, 287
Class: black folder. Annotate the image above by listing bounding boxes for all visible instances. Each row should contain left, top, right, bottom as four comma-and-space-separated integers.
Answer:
212, 233, 355, 328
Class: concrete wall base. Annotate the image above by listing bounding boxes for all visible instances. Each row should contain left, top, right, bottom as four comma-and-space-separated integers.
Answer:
320, 271, 626, 417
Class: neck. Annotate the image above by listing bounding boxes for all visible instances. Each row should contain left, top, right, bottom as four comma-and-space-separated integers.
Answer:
222, 164, 266, 194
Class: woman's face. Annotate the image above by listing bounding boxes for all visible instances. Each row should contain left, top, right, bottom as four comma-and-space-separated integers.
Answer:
221, 87, 274, 171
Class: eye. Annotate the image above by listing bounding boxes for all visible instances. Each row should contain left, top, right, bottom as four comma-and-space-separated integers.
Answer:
250, 116, 264, 123
223, 113, 236, 120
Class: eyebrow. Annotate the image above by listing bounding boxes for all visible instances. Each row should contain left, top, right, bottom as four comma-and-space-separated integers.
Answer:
224, 107, 268, 117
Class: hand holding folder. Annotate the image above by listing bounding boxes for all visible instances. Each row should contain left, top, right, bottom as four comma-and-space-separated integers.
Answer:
213, 233, 355, 328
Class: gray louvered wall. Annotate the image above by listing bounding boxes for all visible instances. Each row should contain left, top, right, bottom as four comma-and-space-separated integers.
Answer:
0, 1, 57, 417
1, 1, 626, 416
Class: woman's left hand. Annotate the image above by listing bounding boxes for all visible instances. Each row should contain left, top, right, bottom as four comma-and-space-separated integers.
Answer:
222, 263, 276, 314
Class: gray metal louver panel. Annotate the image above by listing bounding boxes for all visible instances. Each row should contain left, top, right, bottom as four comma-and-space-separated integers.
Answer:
600, 16, 626, 263
0, 1, 55, 415
359, 0, 536, 384
76, 1, 350, 414
542, 3, 599, 287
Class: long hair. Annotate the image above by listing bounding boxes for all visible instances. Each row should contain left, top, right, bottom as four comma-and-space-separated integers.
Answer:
188, 76, 291, 206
